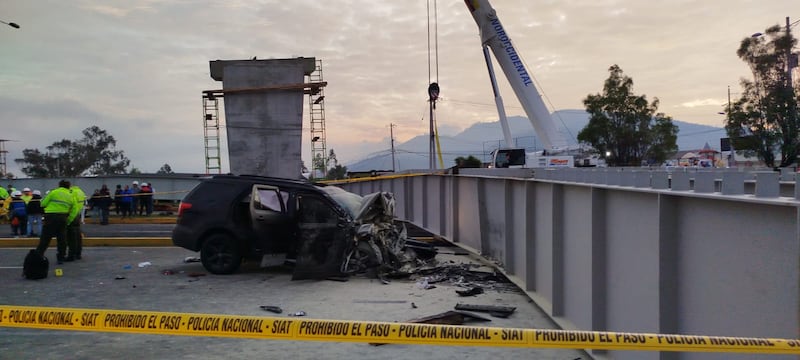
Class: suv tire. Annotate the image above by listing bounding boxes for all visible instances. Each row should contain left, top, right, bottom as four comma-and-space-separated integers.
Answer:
200, 233, 243, 274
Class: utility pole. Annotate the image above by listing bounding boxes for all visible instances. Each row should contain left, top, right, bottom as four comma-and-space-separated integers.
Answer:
727, 86, 735, 168
786, 17, 797, 127
389, 123, 397, 172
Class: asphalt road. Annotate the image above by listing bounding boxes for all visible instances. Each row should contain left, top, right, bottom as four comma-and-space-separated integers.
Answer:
80, 223, 175, 238
0, 247, 588, 360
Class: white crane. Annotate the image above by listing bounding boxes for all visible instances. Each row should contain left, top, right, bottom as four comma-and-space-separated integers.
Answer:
465, 0, 590, 168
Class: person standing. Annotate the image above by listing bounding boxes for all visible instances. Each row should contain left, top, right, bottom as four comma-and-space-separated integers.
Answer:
139, 182, 153, 216
21, 187, 33, 204
120, 185, 132, 218
131, 181, 141, 216
8, 191, 26, 237
114, 184, 123, 216
94, 184, 112, 225
26, 190, 43, 237
35, 180, 75, 264
66, 184, 87, 260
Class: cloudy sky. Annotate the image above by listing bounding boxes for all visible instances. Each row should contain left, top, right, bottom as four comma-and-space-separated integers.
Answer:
1, 0, 794, 176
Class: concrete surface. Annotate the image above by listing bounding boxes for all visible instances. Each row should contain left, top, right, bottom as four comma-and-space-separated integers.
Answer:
0, 247, 588, 359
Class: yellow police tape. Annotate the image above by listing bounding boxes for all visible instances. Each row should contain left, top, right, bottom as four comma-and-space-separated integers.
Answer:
1, 305, 799, 354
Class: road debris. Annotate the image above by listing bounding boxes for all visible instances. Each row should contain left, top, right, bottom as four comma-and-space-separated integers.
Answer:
410, 263, 520, 294
183, 256, 201, 263
137, 262, 152, 268
288, 311, 306, 317
456, 286, 484, 297
352, 300, 407, 304
370, 310, 490, 346
408, 310, 491, 325
259, 305, 283, 314
454, 303, 516, 318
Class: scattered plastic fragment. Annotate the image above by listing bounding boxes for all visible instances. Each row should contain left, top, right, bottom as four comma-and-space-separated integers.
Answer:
114, 276, 126, 280
260, 305, 283, 314
416, 278, 435, 290
137, 262, 152, 268
411, 302, 418, 309
162, 270, 175, 275
288, 311, 306, 317
184, 257, 201, 263
123, 265, 132, 270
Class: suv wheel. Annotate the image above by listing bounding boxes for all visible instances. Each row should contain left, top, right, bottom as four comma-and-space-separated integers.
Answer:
200, 233, 242, 274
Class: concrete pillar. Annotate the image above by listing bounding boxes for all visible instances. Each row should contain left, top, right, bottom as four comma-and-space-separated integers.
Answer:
209, 58, 316, 179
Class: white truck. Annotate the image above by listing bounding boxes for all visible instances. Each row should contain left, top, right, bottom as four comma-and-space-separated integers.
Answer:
464, 0, 599, 168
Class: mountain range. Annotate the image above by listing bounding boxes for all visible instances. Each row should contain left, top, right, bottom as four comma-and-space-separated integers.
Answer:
345, 109, 727, 172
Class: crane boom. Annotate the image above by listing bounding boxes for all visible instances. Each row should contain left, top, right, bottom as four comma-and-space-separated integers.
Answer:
465, 0, 568, 152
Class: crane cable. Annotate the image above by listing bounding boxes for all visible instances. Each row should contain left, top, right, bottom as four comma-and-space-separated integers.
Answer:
427, 0, 445, 169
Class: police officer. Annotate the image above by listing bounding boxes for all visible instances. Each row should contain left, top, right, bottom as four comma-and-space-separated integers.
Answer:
35, 180, 76, 264
66, 184, 86, 260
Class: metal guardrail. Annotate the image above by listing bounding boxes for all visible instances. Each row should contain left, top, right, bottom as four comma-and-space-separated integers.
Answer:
331, 170, 800, 360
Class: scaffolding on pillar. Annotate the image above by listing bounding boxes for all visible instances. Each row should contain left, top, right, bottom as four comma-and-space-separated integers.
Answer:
308, 59, 327, 178
202, 94, 222, 174
0, 139, 11, 177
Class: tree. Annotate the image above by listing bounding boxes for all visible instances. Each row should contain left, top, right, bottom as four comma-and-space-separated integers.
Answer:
157, 163, 174, 174
15, 126, 131, 177
454, 155, 482, 168
578, 65, 679, 166
312, 153, 326, 178
725, 24, 799, 167
328, 149, 338, 167
325, 164, 348, 180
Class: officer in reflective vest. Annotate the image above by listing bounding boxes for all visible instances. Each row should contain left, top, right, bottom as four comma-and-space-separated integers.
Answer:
66, 184, 87, 260
35, 180, 76, 264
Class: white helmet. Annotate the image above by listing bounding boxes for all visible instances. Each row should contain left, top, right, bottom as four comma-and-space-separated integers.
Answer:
22, 187, 31, 192
33, 190, 42, 196
12, 190, 22, 197
142, 182, 148, 186
132, 181, 139, 185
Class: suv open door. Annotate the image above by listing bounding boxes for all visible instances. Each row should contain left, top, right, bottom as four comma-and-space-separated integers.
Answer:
249, 185, 293, 254
293, 193, 352, 280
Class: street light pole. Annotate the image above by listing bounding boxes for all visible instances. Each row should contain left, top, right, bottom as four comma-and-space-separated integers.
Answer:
1, 20, 20, 29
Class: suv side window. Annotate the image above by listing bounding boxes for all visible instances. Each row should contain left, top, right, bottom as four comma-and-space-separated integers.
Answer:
299, 195, 339, 224
254, 188, 289, 213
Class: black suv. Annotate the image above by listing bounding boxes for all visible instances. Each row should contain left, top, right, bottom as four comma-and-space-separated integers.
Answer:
172, 174, 360, 278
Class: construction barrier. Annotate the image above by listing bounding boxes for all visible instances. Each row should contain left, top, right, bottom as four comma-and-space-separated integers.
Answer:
1, 305, 799, 354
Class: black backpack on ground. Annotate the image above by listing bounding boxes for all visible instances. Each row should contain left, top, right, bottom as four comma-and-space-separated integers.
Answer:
23, 250, 49, 280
